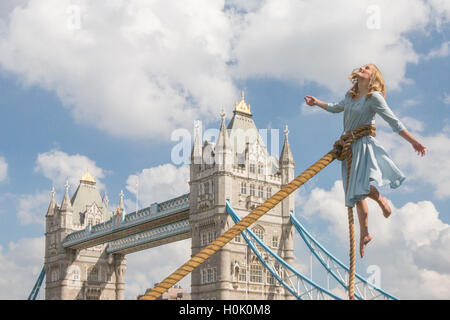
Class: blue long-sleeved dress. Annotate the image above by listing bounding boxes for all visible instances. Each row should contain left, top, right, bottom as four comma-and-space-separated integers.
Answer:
326, 91, 406, 207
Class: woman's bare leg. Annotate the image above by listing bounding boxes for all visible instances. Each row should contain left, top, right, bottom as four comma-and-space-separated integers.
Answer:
356, 199, 372, 258
367, 185, 392, 218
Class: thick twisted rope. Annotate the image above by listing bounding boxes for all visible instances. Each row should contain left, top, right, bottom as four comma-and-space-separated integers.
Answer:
140, 150, 337, 300
334, 124, 376, 299
139, 124, 375, 301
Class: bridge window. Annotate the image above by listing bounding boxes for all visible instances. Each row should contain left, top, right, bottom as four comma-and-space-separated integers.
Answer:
201, 267, 217, 284
204, 182, 210, 194
252, 227, 264, 242
250, 163, 255, 173
234, 234, 241, 243
250, 264, 263, 283
266, 187, 272, 198
87, 267, 98, 282
238, 267, 247, 282
272, 235, 279, 248
267, 273, 276, 285
201, 233, 207, 246
258, 163, 264, 174
207, 230, 215, 244
250, 184, 255, 196
258, 186, 264, 198
201, 269, 207, 284
240, 182, 246, 194
73, 268, 80, 281
51, 270, 59, 282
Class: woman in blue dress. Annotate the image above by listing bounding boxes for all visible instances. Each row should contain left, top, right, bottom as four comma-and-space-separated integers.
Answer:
304, 64, 426, 258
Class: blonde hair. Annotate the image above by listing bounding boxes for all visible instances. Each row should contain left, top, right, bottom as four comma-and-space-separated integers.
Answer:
348, 64, 386, 99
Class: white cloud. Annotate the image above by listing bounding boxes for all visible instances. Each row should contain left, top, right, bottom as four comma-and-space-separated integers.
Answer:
230, 0, 430, 93
0, 0, 237, 140
34, 149, 106, 191
399, 116, 425, 132
17, 191, 52, 226
0, 156, 7, 182
0, 236, 45, 299
297, 180, 450, 299
0, 0, 447, 141
377, 130, 450, 199
126, 163, 189, 208
124, 239, 191, 299
425, 41, 450, 60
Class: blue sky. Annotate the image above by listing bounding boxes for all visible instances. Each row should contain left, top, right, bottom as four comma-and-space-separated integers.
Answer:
0, 0, 449, 299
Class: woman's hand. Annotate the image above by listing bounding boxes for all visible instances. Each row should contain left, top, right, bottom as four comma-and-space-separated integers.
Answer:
399, 130, 426, 157
412, 140, 426, 157
304, 96, 319, 106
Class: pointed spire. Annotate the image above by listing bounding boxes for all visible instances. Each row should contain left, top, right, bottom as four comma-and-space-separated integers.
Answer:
119, 190, 124, 209
216, 108, 231, 151
191, 120, 203, 164
46, 187, 57, 217
280, 125, 294, 166
60, 181, 73, 211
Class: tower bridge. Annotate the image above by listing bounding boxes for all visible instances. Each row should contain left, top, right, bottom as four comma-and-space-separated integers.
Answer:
32, 91, 397, 300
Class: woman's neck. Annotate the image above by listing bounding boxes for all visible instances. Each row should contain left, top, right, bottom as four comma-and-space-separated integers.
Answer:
357, 80, 369, 97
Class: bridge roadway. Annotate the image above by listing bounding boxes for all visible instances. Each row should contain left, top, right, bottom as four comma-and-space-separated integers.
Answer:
62, 194, 191, 253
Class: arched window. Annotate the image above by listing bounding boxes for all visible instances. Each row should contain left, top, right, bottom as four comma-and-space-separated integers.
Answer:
51, 270, 59, 282
252, 226, 264, 242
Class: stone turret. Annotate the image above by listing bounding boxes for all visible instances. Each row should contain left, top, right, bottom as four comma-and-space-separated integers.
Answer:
189, 91, 294, 300
44, 170, 127, 300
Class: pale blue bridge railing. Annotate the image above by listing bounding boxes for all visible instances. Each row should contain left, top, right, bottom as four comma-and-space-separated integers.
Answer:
106, 218, 190, 254
226, 201, 341, 300
28, 266, 45, 300
63, 193, 190, 249
290, 213, 397, 300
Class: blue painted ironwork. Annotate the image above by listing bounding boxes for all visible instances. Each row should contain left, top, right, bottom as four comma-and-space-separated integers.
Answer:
28, 266, 45, 300
63, 193, 190, 248
107, 219, 190, 254
290, 212, 398, 300
225, 201, 341, 300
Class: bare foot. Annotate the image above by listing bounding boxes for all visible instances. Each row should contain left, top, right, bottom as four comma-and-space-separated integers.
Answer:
360, 234, 372, 258
368, 186, 392, 218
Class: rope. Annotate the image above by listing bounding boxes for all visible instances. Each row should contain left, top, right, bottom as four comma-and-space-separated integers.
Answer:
334, 124, 376, 299
139, 124, 375, 301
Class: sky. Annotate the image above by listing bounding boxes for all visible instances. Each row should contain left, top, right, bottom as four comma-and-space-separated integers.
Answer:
0, 0, 449, 300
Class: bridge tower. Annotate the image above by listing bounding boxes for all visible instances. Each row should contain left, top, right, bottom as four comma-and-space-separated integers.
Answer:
44, 170, 126, 300
189, 92, 295, 299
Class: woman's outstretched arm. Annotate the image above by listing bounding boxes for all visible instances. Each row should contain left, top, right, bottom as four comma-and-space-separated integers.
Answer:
304, 96, 328, 109
304, 95, 345, 113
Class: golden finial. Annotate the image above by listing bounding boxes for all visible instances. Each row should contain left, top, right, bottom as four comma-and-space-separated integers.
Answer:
234, 90, 252, 115
81, 165, 96, 184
